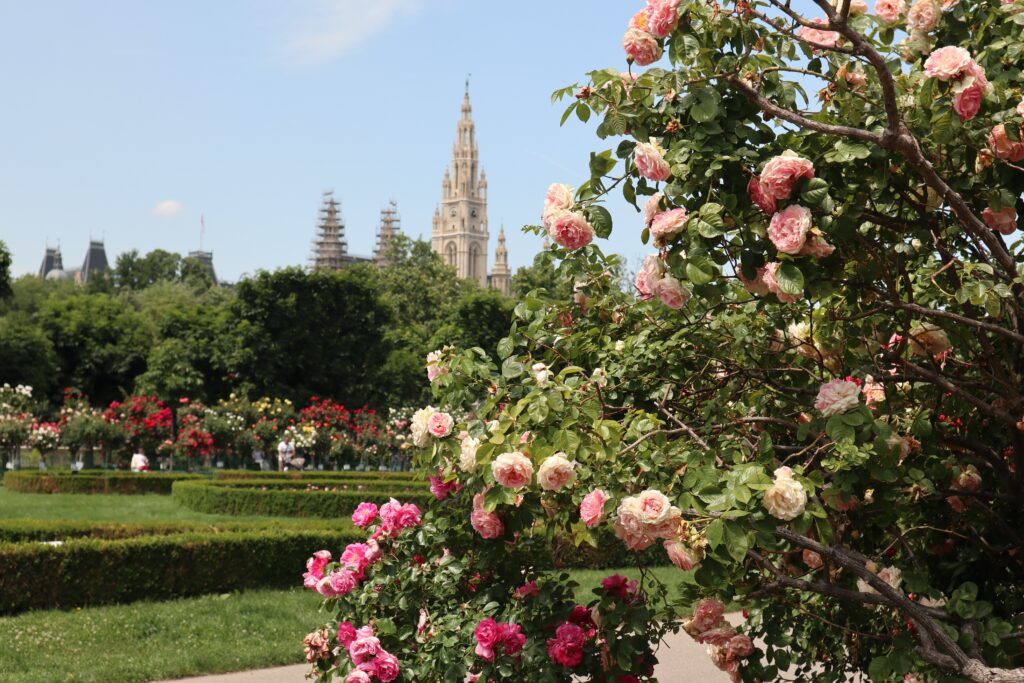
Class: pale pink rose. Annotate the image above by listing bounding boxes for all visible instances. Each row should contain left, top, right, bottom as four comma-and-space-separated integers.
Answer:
580, 489, 608, 527
909, 322, 951, 356
836, 0, 869, 14
629, 10, 650, 31
491, 451, 534, 488
410, 406, 436, 448
547, 210, 595, 250
425, 351, 446, 382
427, 411, 454, 438
759, 152, 815, 200
346, 670, 372, 683
364, 538, 382, 563
797, 18, 840, 49
537, 452, 577, 491
761, 262, 802, 303
983, 206, 1018, 235
874, 0, 906, 23
725, 634, 755, 659
843, 65, 868, 88
650, 207, 689, 245
861, 375, 886, 405
1017, 98, 1024, 117
636, 489, 673, 525
634, 141, 671, 182
815, 379, 861, 416
643, 192, 663, 226
471, 493, 504, 539
646, 0, 680, 37
665, 540, 703, 570
613, 515, 656, 550
542, 183, 575, 229
907, 0, 940, 32
622, 28, 662, 66
988, 124, 1024, 162
691, 598, 727, 633
768, 204, 812, 254
802, 549, 824, 569
747, 175, 777, 214
923, 46, 972, 81
737, 268, 770, 296
878, 566, 903, 591
700, 625, 738, 647
797, 233, 836, 258
955, 60, 989, 92
763, 468, 807, 520
614, 496, 656, 550
635, 254, 665, 300
654, 276, 691, 309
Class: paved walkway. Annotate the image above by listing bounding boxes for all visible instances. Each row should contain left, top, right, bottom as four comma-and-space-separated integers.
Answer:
157, 627, 731, 683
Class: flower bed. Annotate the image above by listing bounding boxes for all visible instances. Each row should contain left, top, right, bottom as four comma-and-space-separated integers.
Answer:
171, 480, 432, 519
3, 470, 204, 495
0, 523, 363, 614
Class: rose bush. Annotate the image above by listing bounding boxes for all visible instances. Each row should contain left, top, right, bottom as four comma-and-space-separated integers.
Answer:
303, 0, 1024, 681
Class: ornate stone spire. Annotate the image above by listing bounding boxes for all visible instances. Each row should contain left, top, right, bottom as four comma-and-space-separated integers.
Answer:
373, 200, 402, 266
310, 191, 348, 270
489, 226, 511, 296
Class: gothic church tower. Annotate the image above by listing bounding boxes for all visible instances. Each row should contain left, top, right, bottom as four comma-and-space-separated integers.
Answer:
432, 86, 489, 287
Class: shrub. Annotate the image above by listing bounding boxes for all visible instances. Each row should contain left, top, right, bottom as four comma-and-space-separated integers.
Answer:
213, 469, 419, 482
0, 518, 343, 543
172, 480, 433, 519
0, 526, 363, 614
3, 470, 204, 495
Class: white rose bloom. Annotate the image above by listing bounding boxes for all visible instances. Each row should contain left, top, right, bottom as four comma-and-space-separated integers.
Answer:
536, 452, 577, 491
762, 467, 807, 521
533, 362, 552, 387
410, 406, 437, 449
458, 434, 480, 473
591, 368, 609, 387
615, 340, 626, 352
858, 566, 903, 594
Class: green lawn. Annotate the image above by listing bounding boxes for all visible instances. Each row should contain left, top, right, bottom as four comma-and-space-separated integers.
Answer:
0, 588, 323, 683
0, 486, 312, 525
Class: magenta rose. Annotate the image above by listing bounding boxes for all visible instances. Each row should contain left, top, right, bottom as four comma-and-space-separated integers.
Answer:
983, 206, 1018, 235
428, 470, 460, 500
646, 0, 680, 37
499, 622, 527, 655
580, 489, 608, 527
546, 622, 587, 667
474, 617, 500, 661
548, 211, 595, 250
634, 141, 671, 182
348, 635, 382, 664
340, 542, 370, 578
768, 204, 812, 254
747, 175, 777, 214
923, 46, 972, 81
759, 152, 815, 200
622, 28, 662, 66
371, 651, 400, 682
337, 622, 358, 647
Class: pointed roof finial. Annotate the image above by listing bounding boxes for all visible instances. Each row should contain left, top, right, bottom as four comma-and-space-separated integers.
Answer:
465, 73, 471, 95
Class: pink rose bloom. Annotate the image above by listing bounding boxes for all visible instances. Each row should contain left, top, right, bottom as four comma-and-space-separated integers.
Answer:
364, 538, 382, 563
622, 28, 662, 66
923, 46, 972, 81
348, 635, 381, 664
643, 192, 663, 226
692, 598, 727, 633
471, 492, 505, 539
983, 206, 1018, 235
428, 470, 460, 500
345, 670, 372, 683
646, 0, 680, 37
654, 276, 691, 309
798, 233, 836, 258
665, 539, 703, 570
815, 379, 862, 416
797, 18, 839, 48
317, 569, 357, 597
427, 411, 454, 438
580, 489, 608, 527
499, 622, 527, 655
759, 152, 815, 200
726, 634, 755, 659
379, 498, 422, 535
747, 175, 777, 214
338, 622, 358, 647
491, 451, 534, 488
650, 207, 689, 245
474, 617, 500, 660
874, 0, 905, 23
613, 515, 655, 551
699, 625, 738, 647
803, 549, 824, 569
351, 502, 378, 528
340, 542, 371, 578
515, 580, 539, 599
840, 0, 870, 14
425, 349, 446, 382
548, 210, 595, 250
761, 262, 801, 303
737, 268, 770, 296
546, 622, 587, 667
372, 651, 401, 682
907, 0, 940, 32
303, 549, 331, 589
989, 124, 1024, 162
629, 9, 650, 31
635, 254, 665, 300
768, 204, 812, 254
634, 141, 671, 182
637, 489, 672, 525
543, 183, 574, 220
537, 452, 577, 491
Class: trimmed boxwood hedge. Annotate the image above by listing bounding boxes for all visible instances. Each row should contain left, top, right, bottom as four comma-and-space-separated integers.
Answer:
0, 518, 344, 543
172, 480, 432, 519
3, 470, 205, 495
213, 470, 419, 482
0, 525, 363, 614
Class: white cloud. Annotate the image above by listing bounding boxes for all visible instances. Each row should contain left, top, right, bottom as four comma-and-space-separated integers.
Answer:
283, 0, 423, 65
152, 199, 185, 218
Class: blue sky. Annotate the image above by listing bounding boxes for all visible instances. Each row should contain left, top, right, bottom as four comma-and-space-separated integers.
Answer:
0, 1, 659, 282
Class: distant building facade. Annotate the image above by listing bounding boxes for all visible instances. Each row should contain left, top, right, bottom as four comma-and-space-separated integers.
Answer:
373, 200, 402, 266
38, 240, 111, 285
309, 191, 372, 270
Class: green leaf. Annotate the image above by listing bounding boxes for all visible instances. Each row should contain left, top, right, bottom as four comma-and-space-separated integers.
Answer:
775, 263, 804, 296
689, 87, 721, 123
575, 103, 591, 123
800, 178, 830, 206
496, 337, 514, 359
705, 519, 724, 549
686, 257, 716, 285
560, 102, 578, 126
587, 205, 614, 239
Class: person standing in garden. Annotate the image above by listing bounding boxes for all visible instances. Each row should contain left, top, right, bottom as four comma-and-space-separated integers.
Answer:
276, 436, 294, 471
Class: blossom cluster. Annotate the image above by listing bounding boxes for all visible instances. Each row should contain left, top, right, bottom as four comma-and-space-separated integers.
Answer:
683, 599, 754, 682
